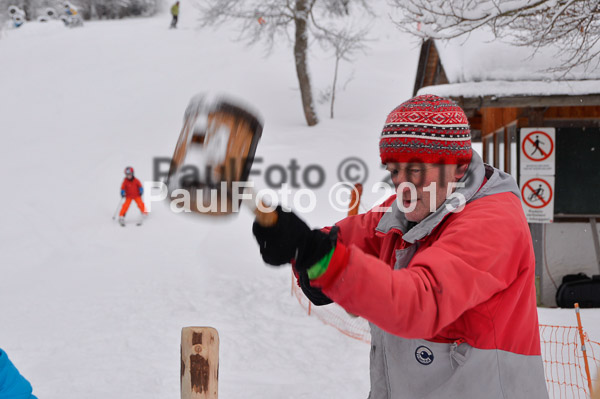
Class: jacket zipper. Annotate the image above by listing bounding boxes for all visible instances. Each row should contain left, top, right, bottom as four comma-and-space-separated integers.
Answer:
449, 338, 467, 369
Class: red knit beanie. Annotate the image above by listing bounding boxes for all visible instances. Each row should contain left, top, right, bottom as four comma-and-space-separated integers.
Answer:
379, 94, 472, 165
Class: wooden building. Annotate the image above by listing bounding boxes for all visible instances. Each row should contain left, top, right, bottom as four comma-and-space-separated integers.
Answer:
413, 37, 600, 306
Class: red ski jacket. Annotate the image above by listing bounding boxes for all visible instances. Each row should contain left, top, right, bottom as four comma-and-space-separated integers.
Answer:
121, 177, 143, 199
308, 152, 548, 399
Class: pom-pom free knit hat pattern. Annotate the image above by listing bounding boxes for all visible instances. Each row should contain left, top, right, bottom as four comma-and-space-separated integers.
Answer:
380, 94, 472, 165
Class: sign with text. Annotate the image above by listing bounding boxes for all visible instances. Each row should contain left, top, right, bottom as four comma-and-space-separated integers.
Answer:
520, 175, 555, 223
520, 128, 556, 175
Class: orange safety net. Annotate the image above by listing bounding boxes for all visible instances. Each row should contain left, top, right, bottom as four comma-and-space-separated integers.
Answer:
292, 277, 370, 343
540, 324, 599, 398
292, 279, 600, 398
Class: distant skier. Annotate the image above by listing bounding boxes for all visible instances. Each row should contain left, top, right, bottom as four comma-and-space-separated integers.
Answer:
119, 166, 147, 226
62, 1, 83, 27
170, 1, 179, 29
0, 348, 38, 398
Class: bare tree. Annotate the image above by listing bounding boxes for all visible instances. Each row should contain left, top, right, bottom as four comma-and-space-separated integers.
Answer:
315, 27, 368, 118
196, 0, 372, 126
389, 0, 600, 74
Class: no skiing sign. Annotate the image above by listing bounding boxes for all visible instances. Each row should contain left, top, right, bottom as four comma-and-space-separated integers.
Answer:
520, 176, 555, 223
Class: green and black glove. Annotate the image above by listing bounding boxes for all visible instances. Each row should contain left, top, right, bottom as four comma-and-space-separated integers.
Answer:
252, 206, 336, 305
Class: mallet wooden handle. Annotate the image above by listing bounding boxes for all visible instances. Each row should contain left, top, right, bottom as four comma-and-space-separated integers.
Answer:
253, 202, 278, 227
239, 186, 278, 227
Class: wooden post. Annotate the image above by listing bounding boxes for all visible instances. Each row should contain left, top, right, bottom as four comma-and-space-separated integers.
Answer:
503, 126, 511, 175
590, 218, 600, 274
482, 135, 489, 164
347, 183, 363, 216
530, 223, 545, 305
493, 131, 500, 169
181, 327, 219, 399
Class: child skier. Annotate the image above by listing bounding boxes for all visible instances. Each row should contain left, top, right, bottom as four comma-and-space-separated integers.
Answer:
119, 166, 147, 226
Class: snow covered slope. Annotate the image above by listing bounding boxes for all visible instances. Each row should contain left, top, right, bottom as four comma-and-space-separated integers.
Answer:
0, 9, 419, 399
0, 7, 597, 399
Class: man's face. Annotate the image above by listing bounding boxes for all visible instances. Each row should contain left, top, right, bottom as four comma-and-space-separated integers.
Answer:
386, 162, 468, 223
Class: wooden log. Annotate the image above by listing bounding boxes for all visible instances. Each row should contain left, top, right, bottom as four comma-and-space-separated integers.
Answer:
181, 327, 219, 399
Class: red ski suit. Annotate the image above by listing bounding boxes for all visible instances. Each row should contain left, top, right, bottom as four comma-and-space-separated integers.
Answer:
120, 177, 146, 217
121, 177, 143, 199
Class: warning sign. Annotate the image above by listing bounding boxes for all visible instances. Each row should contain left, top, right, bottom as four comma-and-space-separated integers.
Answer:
520, 128, 555, 174
520, 176, 555, 223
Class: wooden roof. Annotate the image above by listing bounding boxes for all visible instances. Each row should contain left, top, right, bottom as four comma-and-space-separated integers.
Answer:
413, 40, 600, 136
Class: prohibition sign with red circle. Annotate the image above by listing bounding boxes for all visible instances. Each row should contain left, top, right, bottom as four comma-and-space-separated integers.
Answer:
522, 130, 554, 162
521, 178, 553, 209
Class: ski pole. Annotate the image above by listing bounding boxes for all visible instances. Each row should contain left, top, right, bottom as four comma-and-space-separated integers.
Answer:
112, 197, 124, 220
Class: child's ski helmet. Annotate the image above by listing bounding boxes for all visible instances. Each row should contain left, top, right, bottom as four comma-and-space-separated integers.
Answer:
124, 166, 134, 175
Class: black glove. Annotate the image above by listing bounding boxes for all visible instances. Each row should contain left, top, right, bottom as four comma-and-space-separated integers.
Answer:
295, 228, 338, 306
294, 225, 337, 272
252, 207, 337, 271
252, 206, 311, 266
297, 270, 333, 306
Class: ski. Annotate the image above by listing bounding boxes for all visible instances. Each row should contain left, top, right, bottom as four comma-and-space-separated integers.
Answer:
116, 215, 145, 227
136, 213, 148, 226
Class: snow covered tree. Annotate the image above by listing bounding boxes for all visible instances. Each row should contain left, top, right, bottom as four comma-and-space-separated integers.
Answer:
0, 0, 160, 21
197, 0, 372, 126
389, 0, 600, 73
76, 0, 160, 20
2, 0, 34, 20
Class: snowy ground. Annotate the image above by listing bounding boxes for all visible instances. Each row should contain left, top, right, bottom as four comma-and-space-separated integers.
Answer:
1, 6, 599, 399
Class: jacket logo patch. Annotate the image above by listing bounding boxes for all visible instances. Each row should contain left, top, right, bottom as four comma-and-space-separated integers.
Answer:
415, 346, 434, 365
